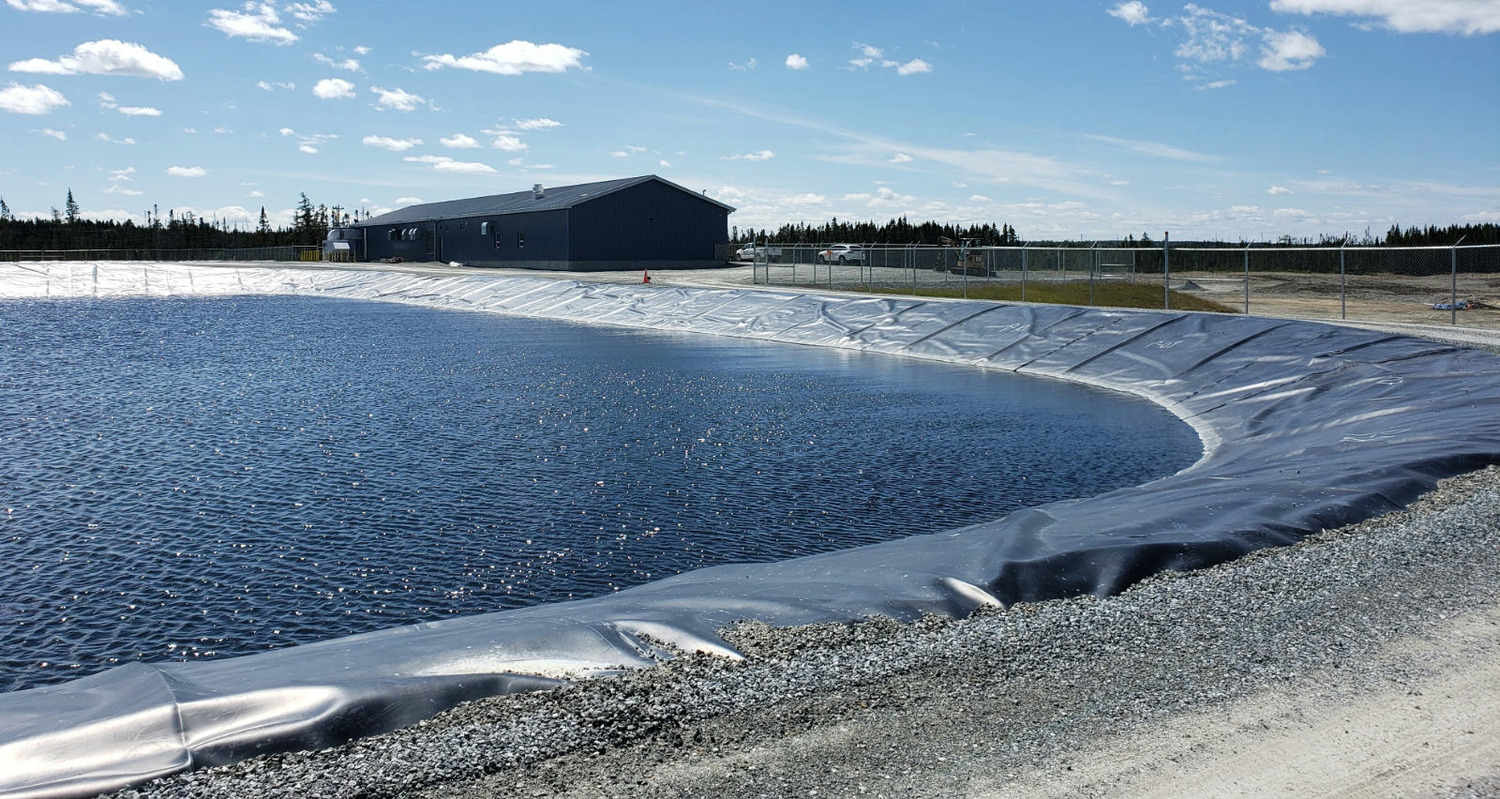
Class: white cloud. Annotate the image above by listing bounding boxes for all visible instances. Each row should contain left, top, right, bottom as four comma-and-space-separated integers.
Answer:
371, 86, 423, 111
1108, 1, 1154, 25
167, 165, 207, 178
117, 105, 160, 116
659, 159, 671, 168
256, 80, 295, 91
895, 58, 932, 75
422, 40, 588, 75
1085, 134, 1220, 163
313, 53, 360, 71
312, 78, 355, 99
786, 193, 826, 204
1270, 0, 1500, 35
0, 82, 68, 114
842, 186, 914, 208
889, 153, 913, 163
609, 144, 647, 157
9, 40, 184, 80
109, 166, 134, 181
404, 154, 495, 174
440, 133, 479, 148
968, 194, 993, 202
354, 46, 371, 55
285, 0, 334, 25
724, 149, 775, 161
39, 127, 66, 139
1257, 29, 1326, 70
1267, 185, 1293, 195
105, 182, 142, 195
785, 53, 809, 70
247, 190, 263, 198
363, 134, 422, 151
5, 0, 126, 14
96, 132, 135, 144
513, 117, 562, 131
491, 134, 527, 151
279, 126, 336, 153
850, 42, 883, 68
206, 3, 297, 45
729, 57, 757, 71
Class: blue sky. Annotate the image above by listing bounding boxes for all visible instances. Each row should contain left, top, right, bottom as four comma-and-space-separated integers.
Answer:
3, 0, 1497, 241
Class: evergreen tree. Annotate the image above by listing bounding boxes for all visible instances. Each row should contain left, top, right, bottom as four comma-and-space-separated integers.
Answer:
65, 189, 79, 224
0, 197, 9, 221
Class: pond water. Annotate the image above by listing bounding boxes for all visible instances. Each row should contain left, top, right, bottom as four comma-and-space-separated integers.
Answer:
0, 296, 1200, 691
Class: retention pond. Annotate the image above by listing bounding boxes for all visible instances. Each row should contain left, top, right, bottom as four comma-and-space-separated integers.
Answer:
0, 295, 1200, 692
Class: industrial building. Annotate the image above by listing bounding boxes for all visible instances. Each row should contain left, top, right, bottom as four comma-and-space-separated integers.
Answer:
350, 175, 734, 271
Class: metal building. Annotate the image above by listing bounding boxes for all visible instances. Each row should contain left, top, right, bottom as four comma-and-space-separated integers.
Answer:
353, 175, 734, 271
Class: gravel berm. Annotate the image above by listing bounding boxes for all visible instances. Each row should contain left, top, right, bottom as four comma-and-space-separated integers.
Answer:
100, 321, 1500, 799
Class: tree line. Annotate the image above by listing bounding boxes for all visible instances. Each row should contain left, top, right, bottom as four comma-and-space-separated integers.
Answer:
735, 217, 1495, 248
0, 190, 356, 251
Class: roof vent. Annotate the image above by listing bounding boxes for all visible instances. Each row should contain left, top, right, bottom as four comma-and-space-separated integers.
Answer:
533, 183, 545, 199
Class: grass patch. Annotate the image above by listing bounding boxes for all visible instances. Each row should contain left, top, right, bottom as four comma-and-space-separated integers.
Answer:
822, 280, 1239, 314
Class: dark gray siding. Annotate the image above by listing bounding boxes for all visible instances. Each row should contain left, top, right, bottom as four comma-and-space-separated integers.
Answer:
431, 210, 569, 267
569, 181, 728, 267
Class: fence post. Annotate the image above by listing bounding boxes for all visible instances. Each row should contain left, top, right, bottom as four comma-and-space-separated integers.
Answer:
1163, 232, 1170, 310
1452, 235, 1465, 326
1021, 245, 1028, 302
1344, 241, 1356, 319
1089, 242, 1096, 306
1243, 243, 1250, 315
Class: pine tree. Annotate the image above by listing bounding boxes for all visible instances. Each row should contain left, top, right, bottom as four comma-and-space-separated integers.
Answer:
65, 189, 79, 224
0, 197, 9, 221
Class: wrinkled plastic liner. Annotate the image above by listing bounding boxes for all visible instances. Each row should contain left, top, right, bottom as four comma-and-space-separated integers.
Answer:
2, 263, 1497, 799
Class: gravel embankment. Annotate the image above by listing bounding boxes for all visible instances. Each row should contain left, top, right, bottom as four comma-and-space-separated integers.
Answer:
109, 462, 1500, 799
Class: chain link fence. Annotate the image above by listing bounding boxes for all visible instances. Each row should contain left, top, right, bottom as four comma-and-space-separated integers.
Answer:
0, 246, 324, 263
750, 242, 1500, 329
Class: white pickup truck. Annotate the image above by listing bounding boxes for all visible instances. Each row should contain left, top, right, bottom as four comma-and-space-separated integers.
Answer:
735, 244, 783, 262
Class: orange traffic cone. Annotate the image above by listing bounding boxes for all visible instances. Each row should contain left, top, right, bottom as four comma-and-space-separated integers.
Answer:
642, 269, 651, 284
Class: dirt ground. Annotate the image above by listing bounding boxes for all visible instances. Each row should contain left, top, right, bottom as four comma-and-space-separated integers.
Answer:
1174, 270, 1500, 330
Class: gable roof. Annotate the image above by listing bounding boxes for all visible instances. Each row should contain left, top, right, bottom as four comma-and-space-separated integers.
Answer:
356, 175, 734, 227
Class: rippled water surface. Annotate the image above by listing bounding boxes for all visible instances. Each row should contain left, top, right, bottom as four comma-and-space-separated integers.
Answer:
0, 296, 1200, 690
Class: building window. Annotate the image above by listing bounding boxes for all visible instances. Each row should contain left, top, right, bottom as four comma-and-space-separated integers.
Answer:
480, 221, 491, 235
494, 232, 503, 249
387, 229, 398, 241
516, 230, 525, 249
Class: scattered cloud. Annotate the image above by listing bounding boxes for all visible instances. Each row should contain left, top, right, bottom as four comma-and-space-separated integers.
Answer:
422, 40, 588, 75
279, 126, 336, 153
889, 153, 913, 164
513, 117, 562, 131
404, 154, 495, 174
1116, 4, 1327, 78
6, 0, 127, 13
848, 43, 932, 75
256, 80, 295, 91
1257, 29, 1326, 70
724, 149, 775, 161
609, 144, 647, 157
786, 193, 826, 204
96, 132, 135, 144
313, 53, 360, 71
206, 3, 297, 45
842, 186, 915, 208
729, 57, 757, 71
39, 127, 67, 139
9, 40, 184, 80
440, 133, 479, 148
1108, 1, 1154, 26
1270, 0, 1500, 35
1267, 185, 1293, 195
491, 134, 527, 151
167, 165, 207, 178
363, 134, 422, 151
284, 1, 334, 25
968, 194, 994, 202
117, 105, 160, 116
0, 82, 69, 114
785, 53, 809, 70
370, 85, 423, 111
312, 78, 355, 99
659, 159, 671, 168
